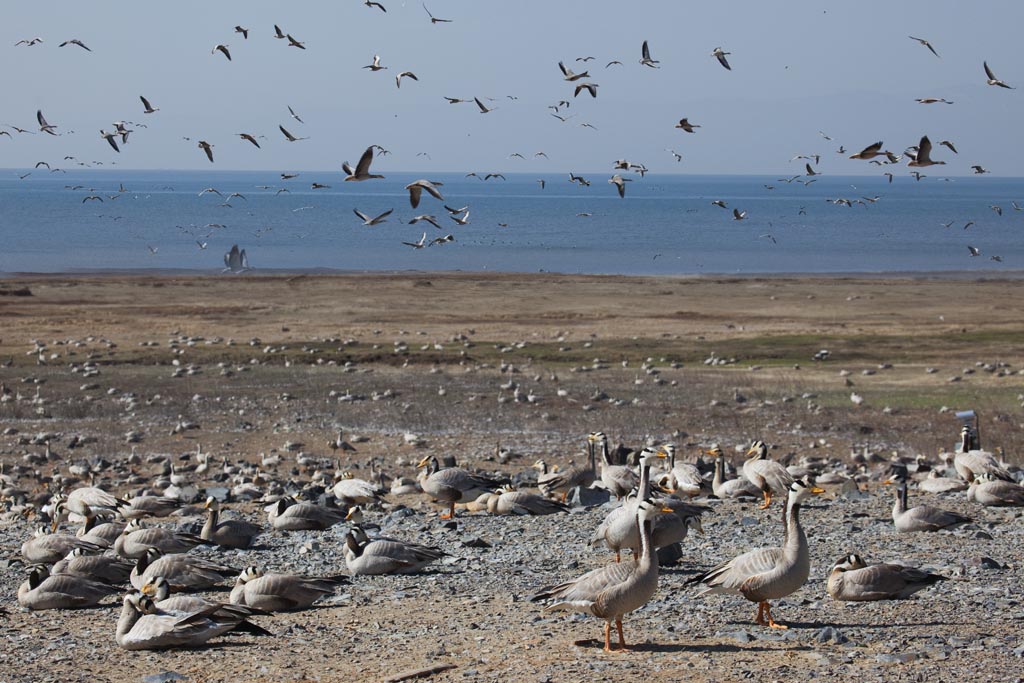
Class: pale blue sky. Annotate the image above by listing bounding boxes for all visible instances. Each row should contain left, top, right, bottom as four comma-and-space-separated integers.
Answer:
1, 0, 1021, 175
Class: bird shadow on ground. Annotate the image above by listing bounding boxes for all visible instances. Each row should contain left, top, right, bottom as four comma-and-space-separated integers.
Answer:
783, 619, 953, 629
572, 638, 810, 654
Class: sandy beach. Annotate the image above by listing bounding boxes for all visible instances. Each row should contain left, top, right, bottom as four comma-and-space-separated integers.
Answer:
1, 273, 1022, 683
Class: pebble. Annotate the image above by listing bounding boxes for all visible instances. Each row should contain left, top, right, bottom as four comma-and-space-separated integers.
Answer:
142, 673, 189, 683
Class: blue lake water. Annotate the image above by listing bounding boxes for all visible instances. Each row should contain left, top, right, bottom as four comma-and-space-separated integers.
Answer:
1, 169, 1021, 274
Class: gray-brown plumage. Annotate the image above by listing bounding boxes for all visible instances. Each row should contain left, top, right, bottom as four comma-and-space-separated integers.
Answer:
954, 426, 1011, 482
532, 500, 668, 652
114, 520, 206, 559
343, 146, 384, 181
51, 547, 134, 584
708, 449, 759, 499
202, 497, 262, 548
690, 480, 824, 629
130, 547, 238, 591
592, 432, 638, 499
121, 496, 179, 519
967, 472, 1024, 507
116, 592, 266, 650
142, 576, 271, 628
405, 179, 444, 208
886, 471, 971, 532
266, 496, 346, 531
417, 456, 500, 519
485, 486, 570, 515
344, 526, 447, 575
742, 440, 795, 509
229, 566, 346, 611
22, 527, 105, 564
18, 565, 119, 610
534, 443, 597, 502
827, 553, 946, 601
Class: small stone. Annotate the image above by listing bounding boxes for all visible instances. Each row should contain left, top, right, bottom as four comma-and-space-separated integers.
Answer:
461, 536, 492, 549
717, 629, 753, 644
968, 555, 1002, 569
816, 626, 848, 644
142, 672, 189, 683
570, 486, 611, 507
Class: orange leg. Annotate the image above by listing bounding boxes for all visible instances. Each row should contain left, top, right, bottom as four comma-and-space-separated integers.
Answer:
755, 601, 767, 626
603, 621, 613, 652
561, 491, 568, 503
614, 550, 621, 563
615, 618, 628, 651
764, 602, 788, 629
759, 489, 772, 510
440, 501, 455, 520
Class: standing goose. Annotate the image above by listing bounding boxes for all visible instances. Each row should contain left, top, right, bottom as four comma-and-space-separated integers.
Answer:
885, 470, 972, 532
344, 526, 447, 575
954, 426, 1011, 482
707, 448, 759, 499
827, 553, 946, 601
202, 497, 262, 549
116, 592, 265, 650
593, 432, 639, 499
742, 440, 795, 509
532, 500, 669, 652
416, 456, 500, 519
130, 547, 238, 591
967, 472, 1024, 507
591, 448, 667, 561
689, 480, 825, 629
18, 565, 119, 610
229, 566, 346, 611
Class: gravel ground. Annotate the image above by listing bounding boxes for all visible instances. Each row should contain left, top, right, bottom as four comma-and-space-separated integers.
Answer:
1, 274, 1022, 683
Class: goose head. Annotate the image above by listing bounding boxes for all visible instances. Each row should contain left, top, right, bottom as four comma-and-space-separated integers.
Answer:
746, 440, 769, 459
788, 479, 826, 503
141, 575, 171, 600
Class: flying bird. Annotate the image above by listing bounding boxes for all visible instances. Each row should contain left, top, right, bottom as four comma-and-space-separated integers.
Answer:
711, 200, 728, 209
971, 165, 989, 174
274, 25, 286, 39
967, 245, 980, 257
212, 44, 231, 61
984, 61, 1013, 89
423, 3, 452, 23
733, 209, 747, 220
139, 96, 159, 114
364, 55, 387, 71
197, 141, 214, 163
402, 232, 427, 249
908, 36, 939, 58
405, 179, 444, 208
100, 130, 120, 152
907, 136, 944, 167
37, 110, 57, 135
474, 97, 495, 113
396, 71, 419, 88
608, 174, 631, 198
14, 38, 43, 46
450, 210, 471, 225
640, 40, 659, 68
574, 82, 598, 98
365, 0, 387, 11
286, 34, 305, 49
343, 147, 384, 181
409, 215, 442, 230
915, 97, 952, 104
429, 234, 455, 247
353, 208, 393, 226
237, 133, 260, 148
675, 118, 700, 133
59, 39, 91, 51
234, 26, 249, 39
711, 47, 731, 70
938, 140, 958, 154
558, 61, 590, 82
278, 125, 308, 142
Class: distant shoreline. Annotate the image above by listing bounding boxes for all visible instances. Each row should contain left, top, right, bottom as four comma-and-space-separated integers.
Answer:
3, 268, 1024, 281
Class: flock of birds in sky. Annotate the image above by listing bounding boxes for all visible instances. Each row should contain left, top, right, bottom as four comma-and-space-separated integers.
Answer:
3, 4, 1020, 266
12, 425, 1024, 653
